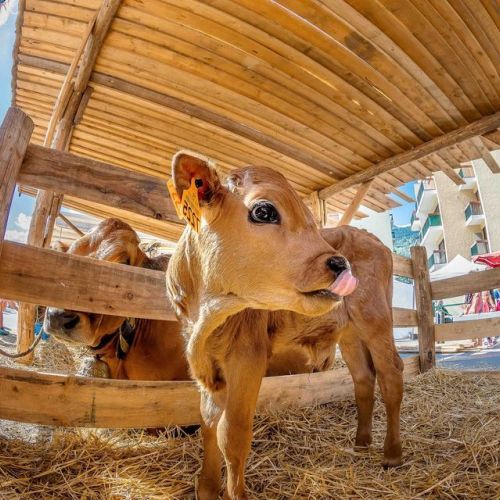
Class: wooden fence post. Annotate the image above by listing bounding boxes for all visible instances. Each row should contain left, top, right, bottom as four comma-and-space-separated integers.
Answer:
411, 246, 435, 372
0, 108, 34, 258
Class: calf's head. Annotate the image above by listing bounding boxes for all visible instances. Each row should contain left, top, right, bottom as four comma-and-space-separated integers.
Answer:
167, 152, 357, 325
44, 218, 156, 347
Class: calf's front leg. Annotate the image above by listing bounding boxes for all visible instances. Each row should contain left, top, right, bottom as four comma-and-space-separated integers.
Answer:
198, 390, 224, 500
218, 336, 267, 499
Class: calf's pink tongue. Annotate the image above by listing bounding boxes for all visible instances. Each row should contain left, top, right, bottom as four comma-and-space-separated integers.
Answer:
329, 269, 358, 296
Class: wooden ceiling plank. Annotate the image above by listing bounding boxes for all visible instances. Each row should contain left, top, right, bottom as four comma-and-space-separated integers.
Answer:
17, 54, 366, 177
110, 13, 402, 158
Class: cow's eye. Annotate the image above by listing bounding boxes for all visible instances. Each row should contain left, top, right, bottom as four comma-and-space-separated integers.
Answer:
249, 201, 280, 224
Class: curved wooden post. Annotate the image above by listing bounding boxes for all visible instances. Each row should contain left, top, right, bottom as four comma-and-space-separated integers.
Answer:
411, 246, 435, 372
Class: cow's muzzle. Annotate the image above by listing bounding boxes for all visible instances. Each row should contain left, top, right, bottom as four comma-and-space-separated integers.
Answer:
44, 308, 81, 333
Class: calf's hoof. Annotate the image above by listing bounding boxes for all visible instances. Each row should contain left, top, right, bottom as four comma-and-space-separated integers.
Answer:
382, 442, 402, 469
382, 456, 403, 470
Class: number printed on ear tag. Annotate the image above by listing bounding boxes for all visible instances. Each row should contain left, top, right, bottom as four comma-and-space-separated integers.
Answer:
167, 178, 202, 232
181, 178, 202, 232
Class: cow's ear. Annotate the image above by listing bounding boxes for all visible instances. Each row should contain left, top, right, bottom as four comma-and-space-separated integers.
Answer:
172, 150, 221, 206
51, 241, 70, 253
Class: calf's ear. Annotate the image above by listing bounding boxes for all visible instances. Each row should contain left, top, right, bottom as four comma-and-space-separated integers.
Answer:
172, 150, 221, 205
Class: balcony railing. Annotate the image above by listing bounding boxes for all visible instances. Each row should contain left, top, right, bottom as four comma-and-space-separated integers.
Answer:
471, 240, 489, 256
416, 178, 436, 207
421, 213, 442, 239
428, 250, 447, 269
464, 201, 483, 221
458, 166, 475, 178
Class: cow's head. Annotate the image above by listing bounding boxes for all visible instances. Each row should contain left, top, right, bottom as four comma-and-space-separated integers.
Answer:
44, 218, 162, 347
167, 152, 357, 329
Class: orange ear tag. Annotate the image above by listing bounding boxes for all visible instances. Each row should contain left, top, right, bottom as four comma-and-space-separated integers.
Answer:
181, 178, 202, 232
167, 178, 202, 232
167, 179, 184, 219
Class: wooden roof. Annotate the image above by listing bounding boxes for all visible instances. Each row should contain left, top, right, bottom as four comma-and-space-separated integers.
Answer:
11, 0, 500, 239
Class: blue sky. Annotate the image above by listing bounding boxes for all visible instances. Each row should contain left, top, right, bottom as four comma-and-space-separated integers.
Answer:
389, 182, 416, 226
0, 0, 415, 240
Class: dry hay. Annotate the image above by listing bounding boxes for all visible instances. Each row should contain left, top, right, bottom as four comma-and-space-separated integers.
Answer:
0, 370, 498, 499
0, 334, 89, 376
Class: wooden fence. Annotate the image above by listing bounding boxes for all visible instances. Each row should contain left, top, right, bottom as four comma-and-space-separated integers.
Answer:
0, 108, 498, 428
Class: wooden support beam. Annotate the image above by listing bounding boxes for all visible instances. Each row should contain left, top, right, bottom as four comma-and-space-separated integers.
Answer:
19, 145, 179, 224
307, 190, 326, 227
43, 12, 98, 148
431, 266, 500, 300
74, 0, 122, 93
0, 108, 34, 257
337, 180, 373, 226
0, 355, 420, 428
319, 112, 500, 199
0, 241, 176, 321
411, 246, 435, 372
469, 136, 500, 173
58, 213, 84, 237
392, 188, 415, 203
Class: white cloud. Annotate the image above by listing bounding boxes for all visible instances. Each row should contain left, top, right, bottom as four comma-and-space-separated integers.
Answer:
0, 0, 14, 28
5, 229, 27, 243
16, 213, 32, 231
5, 212, 32, 243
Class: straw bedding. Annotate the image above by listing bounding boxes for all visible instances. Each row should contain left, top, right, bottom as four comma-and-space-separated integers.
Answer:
0, 368, 498, 499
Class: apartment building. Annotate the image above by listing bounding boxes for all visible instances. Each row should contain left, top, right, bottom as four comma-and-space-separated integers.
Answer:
411, 157, 500, 273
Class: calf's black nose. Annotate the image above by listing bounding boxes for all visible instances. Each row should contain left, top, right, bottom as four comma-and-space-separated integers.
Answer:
326, 256, 349, 275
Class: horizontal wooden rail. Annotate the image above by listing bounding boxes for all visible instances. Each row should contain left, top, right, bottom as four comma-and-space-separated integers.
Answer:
431, 267, 500, 300
0, 356, 419, 428
0, 241, 414, 325
0, 241, 175, 321
18, 144, 181, 225
435, 317, 500, 342
392, 254, 414, 278
393, 307, 418, 326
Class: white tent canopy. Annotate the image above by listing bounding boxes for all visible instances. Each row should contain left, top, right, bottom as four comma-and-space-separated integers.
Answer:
430, 255, 487, 281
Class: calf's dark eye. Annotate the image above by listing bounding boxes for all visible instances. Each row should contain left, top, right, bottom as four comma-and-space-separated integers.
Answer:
249, 201, 280, 224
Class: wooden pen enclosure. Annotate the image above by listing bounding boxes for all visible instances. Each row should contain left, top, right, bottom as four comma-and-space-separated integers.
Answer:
1, 107, 499, 429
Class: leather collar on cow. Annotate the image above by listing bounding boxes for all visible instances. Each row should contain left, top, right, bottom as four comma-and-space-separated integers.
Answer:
90, 318, 137, 360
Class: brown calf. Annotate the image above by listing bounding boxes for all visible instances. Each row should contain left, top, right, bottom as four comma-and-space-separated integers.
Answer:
270, 226, 403, 469
166, 153, 357, 499
43, 218, 189, 381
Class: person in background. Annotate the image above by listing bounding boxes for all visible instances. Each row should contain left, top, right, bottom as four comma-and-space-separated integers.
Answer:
493, 288, 500, 311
